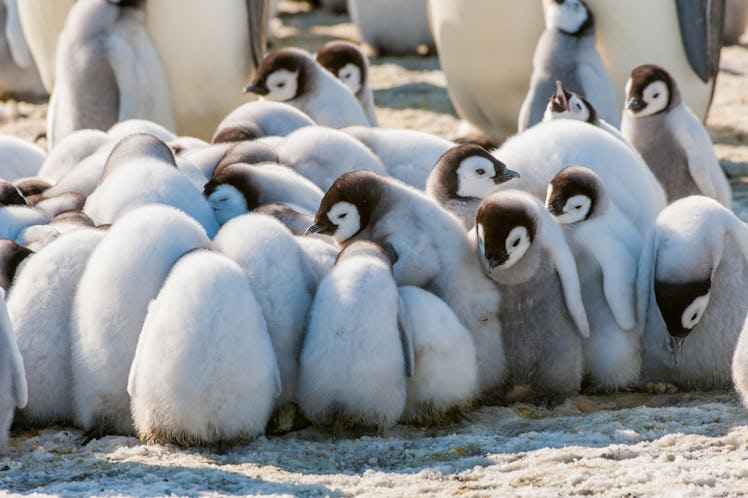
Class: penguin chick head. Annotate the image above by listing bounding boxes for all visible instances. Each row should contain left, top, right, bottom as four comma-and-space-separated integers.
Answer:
431, 144, 519, 200
307, 170, 384, 243
546, 165, 606, 224
203, 164, 260, 225
625, 64, 679, 117
545, 0, 592, 35
475, 193, 536, 273
316, 40, 367, 95
244, 47, 310, 102
654, 278, 711, 339
546, 80, 596, 123
0, 239, 32, 291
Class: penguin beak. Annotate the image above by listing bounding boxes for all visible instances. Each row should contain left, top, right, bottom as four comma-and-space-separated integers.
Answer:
547, 202, 562, 216
305, 224, 322, 235
243, 81, 269, 95
494, 168, 520, 184
627, 98, 645, 112
305, 221, 336, 236
550, 80, 569, 112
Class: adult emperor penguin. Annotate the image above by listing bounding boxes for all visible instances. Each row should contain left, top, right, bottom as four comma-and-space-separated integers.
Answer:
128, 249, 280, 447
19, 0, 270, 140
546, 166, 643, 391
426, 144, 519, 229
315, 40, 378, 126
492, 119, 665, 234
428, 0, 724, 142
0, 0, 45, 98
0, 289, 26, 452
398, 286, 479, 425
297, 241, 413, 436
347, 0, 434, 55
637, 196, 748, 390
47, 0, 176, 148
731, 313, 748, 406
8, 229, 104, 427
517, 0, 618, 132
475, 190, 588, 405
212, 214, 317, 429
71, 205, 211, 440
620, 64, 732, 208
244, 47, 370, 129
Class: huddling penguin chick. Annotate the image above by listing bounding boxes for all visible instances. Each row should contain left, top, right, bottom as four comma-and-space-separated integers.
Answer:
0, 288, 26, 452
244, 47, 370, 128
47, 0, 175, 147
297, 241, 413, 437
213, 214, 318, 431
0, 135, 45, 181
83, 133, 219, 237
8, 229, 104, 428
0, 181, 27, 207
344, 126, 457, 190
637, 195, 748, 390
426, 144, 520, 229
475, 189, 589, 406
128, 249, 280, 447
37, 129, 108, 183
518, 0, 618, 132
71, 205, 211, 440
621, 64, 732, 208
731, 313, 748, 407
274, 126, 387, 190
255, 203, 315, 236
203, 162, 323, 225
212, 100, 315, 144
542, 80, 630, 146
546, 166, 643, 391
397, 286, 479, 425
315, 40, 378, 125
0, 239, 32, 290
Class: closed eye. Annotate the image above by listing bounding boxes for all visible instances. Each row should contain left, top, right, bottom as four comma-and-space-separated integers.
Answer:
652, 92, 659, 98
512, 238, 520, 247
476, 168, 485, 175
338, 213, 347, 219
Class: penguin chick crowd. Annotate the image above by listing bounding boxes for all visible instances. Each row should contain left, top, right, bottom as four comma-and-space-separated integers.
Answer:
0, 0, 746, 450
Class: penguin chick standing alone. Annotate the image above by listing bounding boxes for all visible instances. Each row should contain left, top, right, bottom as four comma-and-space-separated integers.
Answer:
297, 241, 413, 436
621, 64, 732, 208
475, 190, 589, 405
518, 0, 618, 132
638, 196, 748, 390
316, 40, 378, 126
244, 47, 369, 129
128, 250, 280, 447
546, 166, 643, 391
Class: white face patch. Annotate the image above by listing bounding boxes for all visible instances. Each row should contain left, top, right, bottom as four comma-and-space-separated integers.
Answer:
337, 63, 362, 94
628, 80, 669, 117
567, 95, 590, 121
456, 156, 497, 198
207, 184, 248, 225
264, 69, 299, 102
545, 0, 588, 33
556, 194, 592, 224
681, 293, 710, 330
327, 201, 361, 243
501, 226, 531, 269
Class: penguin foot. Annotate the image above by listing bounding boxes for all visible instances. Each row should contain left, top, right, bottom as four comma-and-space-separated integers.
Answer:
79, 425, 111, 446
645, 382, 679, 395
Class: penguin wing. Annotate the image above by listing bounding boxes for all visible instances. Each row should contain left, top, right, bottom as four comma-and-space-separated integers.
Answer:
4, 0, 34, 68
668, 106, 732, 208
246, 0, 269, 69
676, 0, 724, 83
397, 296, 415, 378
543, 221, 590, 338
518, 76, 557, 132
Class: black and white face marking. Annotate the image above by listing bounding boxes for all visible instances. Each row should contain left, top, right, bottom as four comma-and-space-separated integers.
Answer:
203, 164, 262, 224
545, 166, 600, 224
244, 48, 309, 100
0, 181, 27, 207
475, 200, 536, 273
654, 278, 712, 338
315, 40, 367, 95
261, 69, 299, 102
625, 64, 674, 117
546, 81, 596, 123
336, 63, 362, 94
435, 144, 519, 200
545, 0, 591, 34
308, 201, 361, 242
204, 184, 248, 225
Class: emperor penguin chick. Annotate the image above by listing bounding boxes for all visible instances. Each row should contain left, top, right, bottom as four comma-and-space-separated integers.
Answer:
0, 289, 26, 452
8, 229, 104, 427
638, 196, 748, 390
426, 144, 520, 229
518, 0, 618, 131
212, 214, 317, 415
297, 241, 413, 435
71, 205, 211, 439
128, 250, 280, 447
546, 166, 643, 391
315, 40, 378, 126
212, 100, 315, 144
475, 190, 589, 405
398, 286, 479, 425
0, 239, 32, 291
621, 64, 731, 208
244, 47, 369, 129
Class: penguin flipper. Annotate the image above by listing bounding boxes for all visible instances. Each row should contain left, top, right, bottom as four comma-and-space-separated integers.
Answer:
676, 0, 725, 83
246, 0, 269, 69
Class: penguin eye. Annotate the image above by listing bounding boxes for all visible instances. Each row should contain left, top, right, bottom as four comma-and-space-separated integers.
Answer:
512, 237, 520, 248
338, 213, 347, 220
574, 204, 583, 210
276, 82, 286, 88
652, 92, 659, 99
476, 168, 485, 176
575, 103, 582, 111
